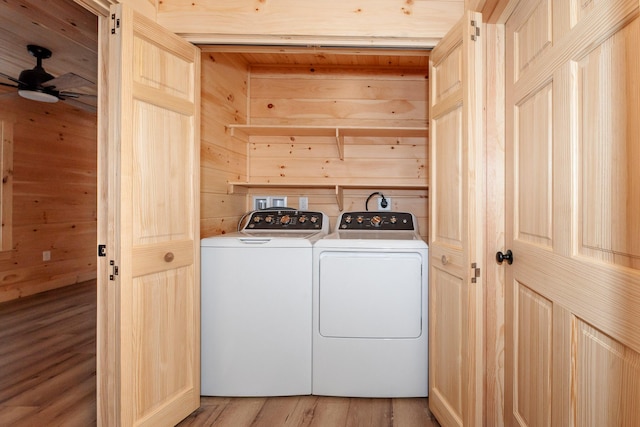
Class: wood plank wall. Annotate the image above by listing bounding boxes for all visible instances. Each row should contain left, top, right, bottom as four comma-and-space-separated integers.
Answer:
200, 52, 249, 237
200, 55, 429, 239
0, 98, 96, 302
246, 65, 429, 237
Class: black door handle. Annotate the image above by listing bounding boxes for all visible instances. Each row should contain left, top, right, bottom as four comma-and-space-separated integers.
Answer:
496, 249, 514, 265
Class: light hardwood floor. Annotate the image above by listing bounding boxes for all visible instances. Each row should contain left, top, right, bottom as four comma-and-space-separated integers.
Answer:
0, 281, 440, 426
178, 396, 440, 427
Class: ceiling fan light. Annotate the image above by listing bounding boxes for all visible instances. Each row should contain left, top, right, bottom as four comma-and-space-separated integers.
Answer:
18, 89, 58, 103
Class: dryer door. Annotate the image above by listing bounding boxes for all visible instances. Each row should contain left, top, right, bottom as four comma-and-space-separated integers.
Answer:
318, 251, 424, 338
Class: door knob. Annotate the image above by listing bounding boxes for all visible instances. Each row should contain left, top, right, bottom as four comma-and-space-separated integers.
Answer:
496, 249, 513, 265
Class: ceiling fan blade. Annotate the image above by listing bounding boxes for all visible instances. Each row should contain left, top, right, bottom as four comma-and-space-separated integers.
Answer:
59, 91, 97, 99
43, 72, 94, 91
0, 71, 24, 85
61, 97, 97, 114
0, 82, 19, 88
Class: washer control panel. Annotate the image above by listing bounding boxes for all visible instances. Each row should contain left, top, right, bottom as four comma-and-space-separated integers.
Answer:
245, 210, 325, 230
338, 211, 415, 230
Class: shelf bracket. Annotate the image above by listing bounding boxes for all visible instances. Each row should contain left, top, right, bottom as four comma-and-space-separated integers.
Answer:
335, 185, 344, 211
335, 128, 344, 160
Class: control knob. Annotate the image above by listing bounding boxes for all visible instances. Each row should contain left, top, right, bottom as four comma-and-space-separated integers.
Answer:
265, 215, 274, 223
310, 216, 318, 223
390, 216, 397, 224
371, 215, 382, 227
280, 215, 291, 225
344, 215, 352, 224
356, 216, 364, 224
299, 215, 307, 223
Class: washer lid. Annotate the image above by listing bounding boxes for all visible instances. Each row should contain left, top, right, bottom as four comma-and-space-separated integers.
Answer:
201, 231, 321, 247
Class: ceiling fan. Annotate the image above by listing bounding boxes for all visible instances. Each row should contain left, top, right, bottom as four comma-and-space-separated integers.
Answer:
0, 44, 96, 111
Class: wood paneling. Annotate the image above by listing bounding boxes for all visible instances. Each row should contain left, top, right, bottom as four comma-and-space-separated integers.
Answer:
0, 98, 96, 302
0, 117, 13, 255
246, 63, 429, 231
201, 46, 431, 68
249, 65, 427, 127
200, 52, 249, 237
158, 0, 463, 47
200, 48, 430, 236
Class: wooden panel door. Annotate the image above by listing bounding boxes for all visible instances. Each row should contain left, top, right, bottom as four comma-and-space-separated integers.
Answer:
98, 4, 201, 426
429, 11, 484, 427
504, 0, 640, 425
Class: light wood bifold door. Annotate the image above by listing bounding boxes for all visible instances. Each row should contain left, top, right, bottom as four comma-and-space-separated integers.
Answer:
428, 11, 484, 427
504, 0, 640, 425
98, 4, 201, 426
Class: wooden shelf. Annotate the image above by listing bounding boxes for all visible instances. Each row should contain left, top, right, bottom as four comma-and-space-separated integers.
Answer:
226, 124, 428, 160
227, 181, 428, 211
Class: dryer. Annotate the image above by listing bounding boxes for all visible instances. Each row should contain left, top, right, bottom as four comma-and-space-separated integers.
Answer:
201, 209, 329, 396
312, 211, 428, 397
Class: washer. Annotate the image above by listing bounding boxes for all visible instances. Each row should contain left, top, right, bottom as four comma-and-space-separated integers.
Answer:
313, 211, 428, 397
201, 209, 329, 396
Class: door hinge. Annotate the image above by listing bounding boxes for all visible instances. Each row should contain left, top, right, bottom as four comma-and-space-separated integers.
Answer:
111, 13, 120, 35
471, 20, 480, 41
98, 244, 106, 257
471, 262, 481, 283
109, 260, 119, 281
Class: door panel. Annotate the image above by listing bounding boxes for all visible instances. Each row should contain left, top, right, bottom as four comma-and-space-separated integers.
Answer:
577, 19, 640, 267
430, 267, 463, 422
433, 107, 463, 248
513, 283, 552, 427
98, 4, 201, 426
504, 1, 640, 426
515, 83, 553, 247
429, 11, 484, 427
575, 320, 640, 426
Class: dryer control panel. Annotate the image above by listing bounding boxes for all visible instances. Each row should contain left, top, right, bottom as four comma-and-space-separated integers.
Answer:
338, 211, 415, 230
245, 210, 325, 230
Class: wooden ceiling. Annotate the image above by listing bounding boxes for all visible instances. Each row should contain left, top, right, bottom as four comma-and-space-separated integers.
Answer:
200, 46, 430, 70
0, 0, 98, 111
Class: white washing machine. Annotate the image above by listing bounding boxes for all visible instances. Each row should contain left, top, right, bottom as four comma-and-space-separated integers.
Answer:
313, 211, 428, 397
201, 209, 329, 396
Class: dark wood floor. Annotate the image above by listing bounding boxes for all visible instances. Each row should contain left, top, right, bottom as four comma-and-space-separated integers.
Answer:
0, 280, 97, 426
0, 281, 440, 427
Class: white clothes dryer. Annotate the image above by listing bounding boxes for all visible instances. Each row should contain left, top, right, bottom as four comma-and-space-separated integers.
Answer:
201, 209, 329, 396
312, 211, 428, 397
